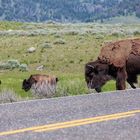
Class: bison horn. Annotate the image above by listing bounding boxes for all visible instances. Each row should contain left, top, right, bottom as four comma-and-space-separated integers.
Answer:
87, 65, 94, 69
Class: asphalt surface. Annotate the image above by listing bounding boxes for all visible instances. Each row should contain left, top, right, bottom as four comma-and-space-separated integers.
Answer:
0, 89, 140, 140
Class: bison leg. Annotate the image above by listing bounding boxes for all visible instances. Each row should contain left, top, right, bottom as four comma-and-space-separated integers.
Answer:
127, 75, 137, 89
95, 87, 102, 93
116, 67, 127, 90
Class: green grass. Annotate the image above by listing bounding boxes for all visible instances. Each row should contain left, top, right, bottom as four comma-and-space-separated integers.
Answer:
0, 21, 25, 30
102, 80, 116, 92
0, 21, 140, 99
0, 71, 32, 97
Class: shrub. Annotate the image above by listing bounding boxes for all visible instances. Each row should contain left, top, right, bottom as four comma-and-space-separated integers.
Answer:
69, 60, 74, 64
0, 60, 28, 71
0, 89, 21, 104
19, 64, 28, 71
79, 59, 83, 63
95, 34, 104, 39
7, 59, 20, 69
41, 43, 52, 49
134, 31, 140, 35
111, 32, 120, 37
55, 78, 88, 97
54, 34, 62, 38
53, 39, 66, 45
0, 59, 20, 70
0, 62, 11, 70
67, 31, 79, 35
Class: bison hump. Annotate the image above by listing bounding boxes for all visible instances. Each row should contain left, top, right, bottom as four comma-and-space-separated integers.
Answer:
98, 38, 140, 68
131, 39, 140, 55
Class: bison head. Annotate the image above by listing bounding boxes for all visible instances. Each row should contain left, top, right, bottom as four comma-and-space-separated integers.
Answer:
22, 75, 38, 92
22, 79, 32, 92
85, 60, 112, 92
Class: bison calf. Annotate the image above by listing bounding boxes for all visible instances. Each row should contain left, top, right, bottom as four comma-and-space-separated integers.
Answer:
22, 74, 58, 98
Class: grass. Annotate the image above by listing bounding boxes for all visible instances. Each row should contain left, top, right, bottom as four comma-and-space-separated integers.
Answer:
104, 15, 140, 24
0, 71, 32, 97
0, 21, 25, 30
0, 21, 140, 101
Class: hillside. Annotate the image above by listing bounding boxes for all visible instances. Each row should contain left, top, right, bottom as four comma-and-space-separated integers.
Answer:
0, 0, 140, 22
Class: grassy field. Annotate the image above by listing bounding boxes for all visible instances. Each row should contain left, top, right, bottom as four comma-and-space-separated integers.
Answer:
104, 15, 140, 24
0, 21, 140, 101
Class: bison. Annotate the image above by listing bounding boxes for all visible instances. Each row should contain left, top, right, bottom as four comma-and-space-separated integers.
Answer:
85, 53, 140, 92
22, 74, 58, 98
85, 38, 140, 92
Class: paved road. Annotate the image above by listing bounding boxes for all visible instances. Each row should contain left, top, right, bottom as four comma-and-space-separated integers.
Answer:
0, 89, 140, 140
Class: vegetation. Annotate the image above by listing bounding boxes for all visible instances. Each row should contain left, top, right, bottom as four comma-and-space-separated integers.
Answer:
0, 21, 140, 103
0, 0, 140, 22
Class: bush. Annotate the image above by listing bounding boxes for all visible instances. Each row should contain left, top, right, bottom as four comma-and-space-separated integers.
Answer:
19, 64, 28, 71
0, 89, 21, 104
41, 43, 52, 49
67, 31, 79, 35
7, 59, 20, 69
53, 39, 66, 45
0, 60, 28, 71
111, 32, 120, 37
0, 60, 20, 70
55, 79, 88, 97
134, 31, 140, 35
0, 62, 11, 70
95, 34, 104, 39
54, 34, 62, 38
69, 60, 74, 64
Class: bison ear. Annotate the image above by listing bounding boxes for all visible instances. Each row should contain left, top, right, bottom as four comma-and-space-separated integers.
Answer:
87, 65, 94, 70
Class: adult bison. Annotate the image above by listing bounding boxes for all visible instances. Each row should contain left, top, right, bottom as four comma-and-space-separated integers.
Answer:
22, 74, 58, 98
85, 38, 140, 92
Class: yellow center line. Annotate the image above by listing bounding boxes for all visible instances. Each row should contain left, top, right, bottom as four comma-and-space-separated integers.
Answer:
0, 110, 140, 136
34, 114, 134, 132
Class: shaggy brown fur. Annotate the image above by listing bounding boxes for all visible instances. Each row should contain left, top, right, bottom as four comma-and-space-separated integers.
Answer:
28, 74, 58, 85
98, 38, 140, 67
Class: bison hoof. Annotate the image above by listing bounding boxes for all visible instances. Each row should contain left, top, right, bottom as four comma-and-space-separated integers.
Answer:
95, 88, 101, 93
